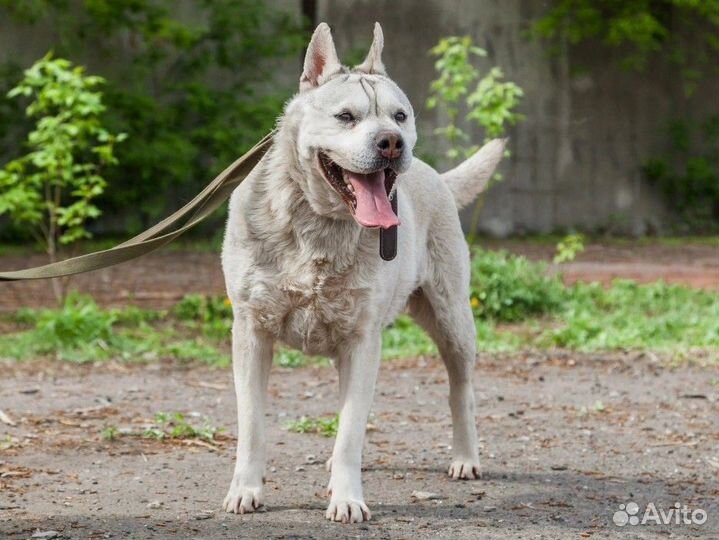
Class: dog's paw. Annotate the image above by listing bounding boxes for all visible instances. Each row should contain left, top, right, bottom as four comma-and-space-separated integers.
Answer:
448, 459, 481, 480
223, 484, 263, 514
325, 497, 371, 524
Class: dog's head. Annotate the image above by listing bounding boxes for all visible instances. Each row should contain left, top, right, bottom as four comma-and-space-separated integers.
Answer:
283, 22, 416, 229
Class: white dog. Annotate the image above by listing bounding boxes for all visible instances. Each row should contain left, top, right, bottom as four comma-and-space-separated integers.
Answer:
221, 22, 506, 524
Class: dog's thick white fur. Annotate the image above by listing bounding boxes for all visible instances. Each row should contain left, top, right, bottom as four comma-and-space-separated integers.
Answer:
221, 22, 506, 524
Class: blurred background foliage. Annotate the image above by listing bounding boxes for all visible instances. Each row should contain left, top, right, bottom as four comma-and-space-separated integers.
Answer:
0, 0, 718, 244
531, 0, 719, 88
532, 0, 719, 232
0, 0, 305, 240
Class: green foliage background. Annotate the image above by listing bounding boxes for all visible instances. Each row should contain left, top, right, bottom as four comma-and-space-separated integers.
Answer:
532, 0, 719, 231
0, 54, 125, 254
0, 0, 305, 238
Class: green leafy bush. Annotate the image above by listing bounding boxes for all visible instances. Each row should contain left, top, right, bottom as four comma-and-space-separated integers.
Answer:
469, 249, 565, 322
2, 293, 135, 362
531, 0, 719, 89
382, 314, 437, 359
0, 1, 304, 232
553, 233, 586, 264
0, 297, 229, 365
173, 294, 232, 340
0, 53, 124, 298
427, 36, 523, 161
643, 116, 719, 232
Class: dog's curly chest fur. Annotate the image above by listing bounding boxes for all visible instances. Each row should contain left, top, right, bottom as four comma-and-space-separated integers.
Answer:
242, 257, 370, 356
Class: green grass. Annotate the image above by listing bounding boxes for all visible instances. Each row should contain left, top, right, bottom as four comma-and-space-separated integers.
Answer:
540, 280, 719, 351
0, 293, 230, 365
102, 411, 223, 441
286, 414, 339, 437
1, 249, 718, 365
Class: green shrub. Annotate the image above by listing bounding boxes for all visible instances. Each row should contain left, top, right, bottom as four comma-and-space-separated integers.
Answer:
531, 0, 719, 89
553, 233, 585, 264
1, 293, 128, 362
469, 248, 565, 322
382, 315, 437, 359
173, 294, 232, 340
426, 36, 523, 161
643, 116, 719, 232
0, 54, 124, 300
0, 1, 304, 233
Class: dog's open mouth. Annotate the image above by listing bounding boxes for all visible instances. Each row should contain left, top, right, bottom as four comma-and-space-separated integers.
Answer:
318, 152, 399, 229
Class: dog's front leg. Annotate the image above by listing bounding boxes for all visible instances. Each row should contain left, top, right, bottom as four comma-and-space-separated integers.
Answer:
223, 314, 273, 514
325, 331, 381, 524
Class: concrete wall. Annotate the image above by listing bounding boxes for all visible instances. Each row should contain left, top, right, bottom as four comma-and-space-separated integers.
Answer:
319, 0, 717, 235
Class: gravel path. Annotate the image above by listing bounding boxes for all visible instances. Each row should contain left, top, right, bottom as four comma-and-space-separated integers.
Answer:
1, 353, 718, 539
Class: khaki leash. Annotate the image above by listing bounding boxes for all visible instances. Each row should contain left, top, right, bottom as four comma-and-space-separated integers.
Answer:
0, 131, 274, 281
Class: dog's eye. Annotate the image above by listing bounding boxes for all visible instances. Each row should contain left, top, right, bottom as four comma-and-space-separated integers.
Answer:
335, 111, 355, 123
394, 111, 407, 123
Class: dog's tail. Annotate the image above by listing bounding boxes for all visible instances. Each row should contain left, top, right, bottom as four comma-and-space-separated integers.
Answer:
440, 138, 508, 209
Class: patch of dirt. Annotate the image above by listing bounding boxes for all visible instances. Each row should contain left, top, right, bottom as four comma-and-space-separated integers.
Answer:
1, 354, 718, 539
483, 240, 719, 290
0, 252, 225, 311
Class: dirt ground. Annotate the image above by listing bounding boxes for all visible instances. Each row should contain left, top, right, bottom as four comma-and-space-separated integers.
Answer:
1, 240, 718, 311
1, 353, 718, 539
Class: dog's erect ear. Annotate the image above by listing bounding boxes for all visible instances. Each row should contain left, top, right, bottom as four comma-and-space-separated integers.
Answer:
355, 22, 386, 76
300, 23, 342, 91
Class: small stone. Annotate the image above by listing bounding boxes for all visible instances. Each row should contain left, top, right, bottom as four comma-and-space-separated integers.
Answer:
31, 532, 60, 539
411, 490, 441, 501
483, 505, 497, 512
146, 500, 162, 509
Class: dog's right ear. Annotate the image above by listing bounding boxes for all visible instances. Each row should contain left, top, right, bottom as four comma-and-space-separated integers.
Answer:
300, 23, 342, 92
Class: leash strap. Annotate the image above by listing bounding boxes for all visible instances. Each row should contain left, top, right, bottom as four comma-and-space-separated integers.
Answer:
0, 132, 275, 281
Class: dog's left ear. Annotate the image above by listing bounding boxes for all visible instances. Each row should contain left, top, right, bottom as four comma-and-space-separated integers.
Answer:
355, 22, 386, 76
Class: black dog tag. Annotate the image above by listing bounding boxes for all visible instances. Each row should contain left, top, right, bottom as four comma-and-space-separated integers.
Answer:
379, 193, 398, 261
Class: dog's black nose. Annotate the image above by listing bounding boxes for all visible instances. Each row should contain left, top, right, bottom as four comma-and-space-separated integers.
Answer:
375, 131, 403, 160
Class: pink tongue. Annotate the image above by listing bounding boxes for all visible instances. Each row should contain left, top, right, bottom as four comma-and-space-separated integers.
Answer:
345, 170, 399, 229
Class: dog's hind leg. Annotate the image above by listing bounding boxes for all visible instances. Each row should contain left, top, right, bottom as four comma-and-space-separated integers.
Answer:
223, 314, 274, 514
325, 329, 382, 523
409, 271, 481, 480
